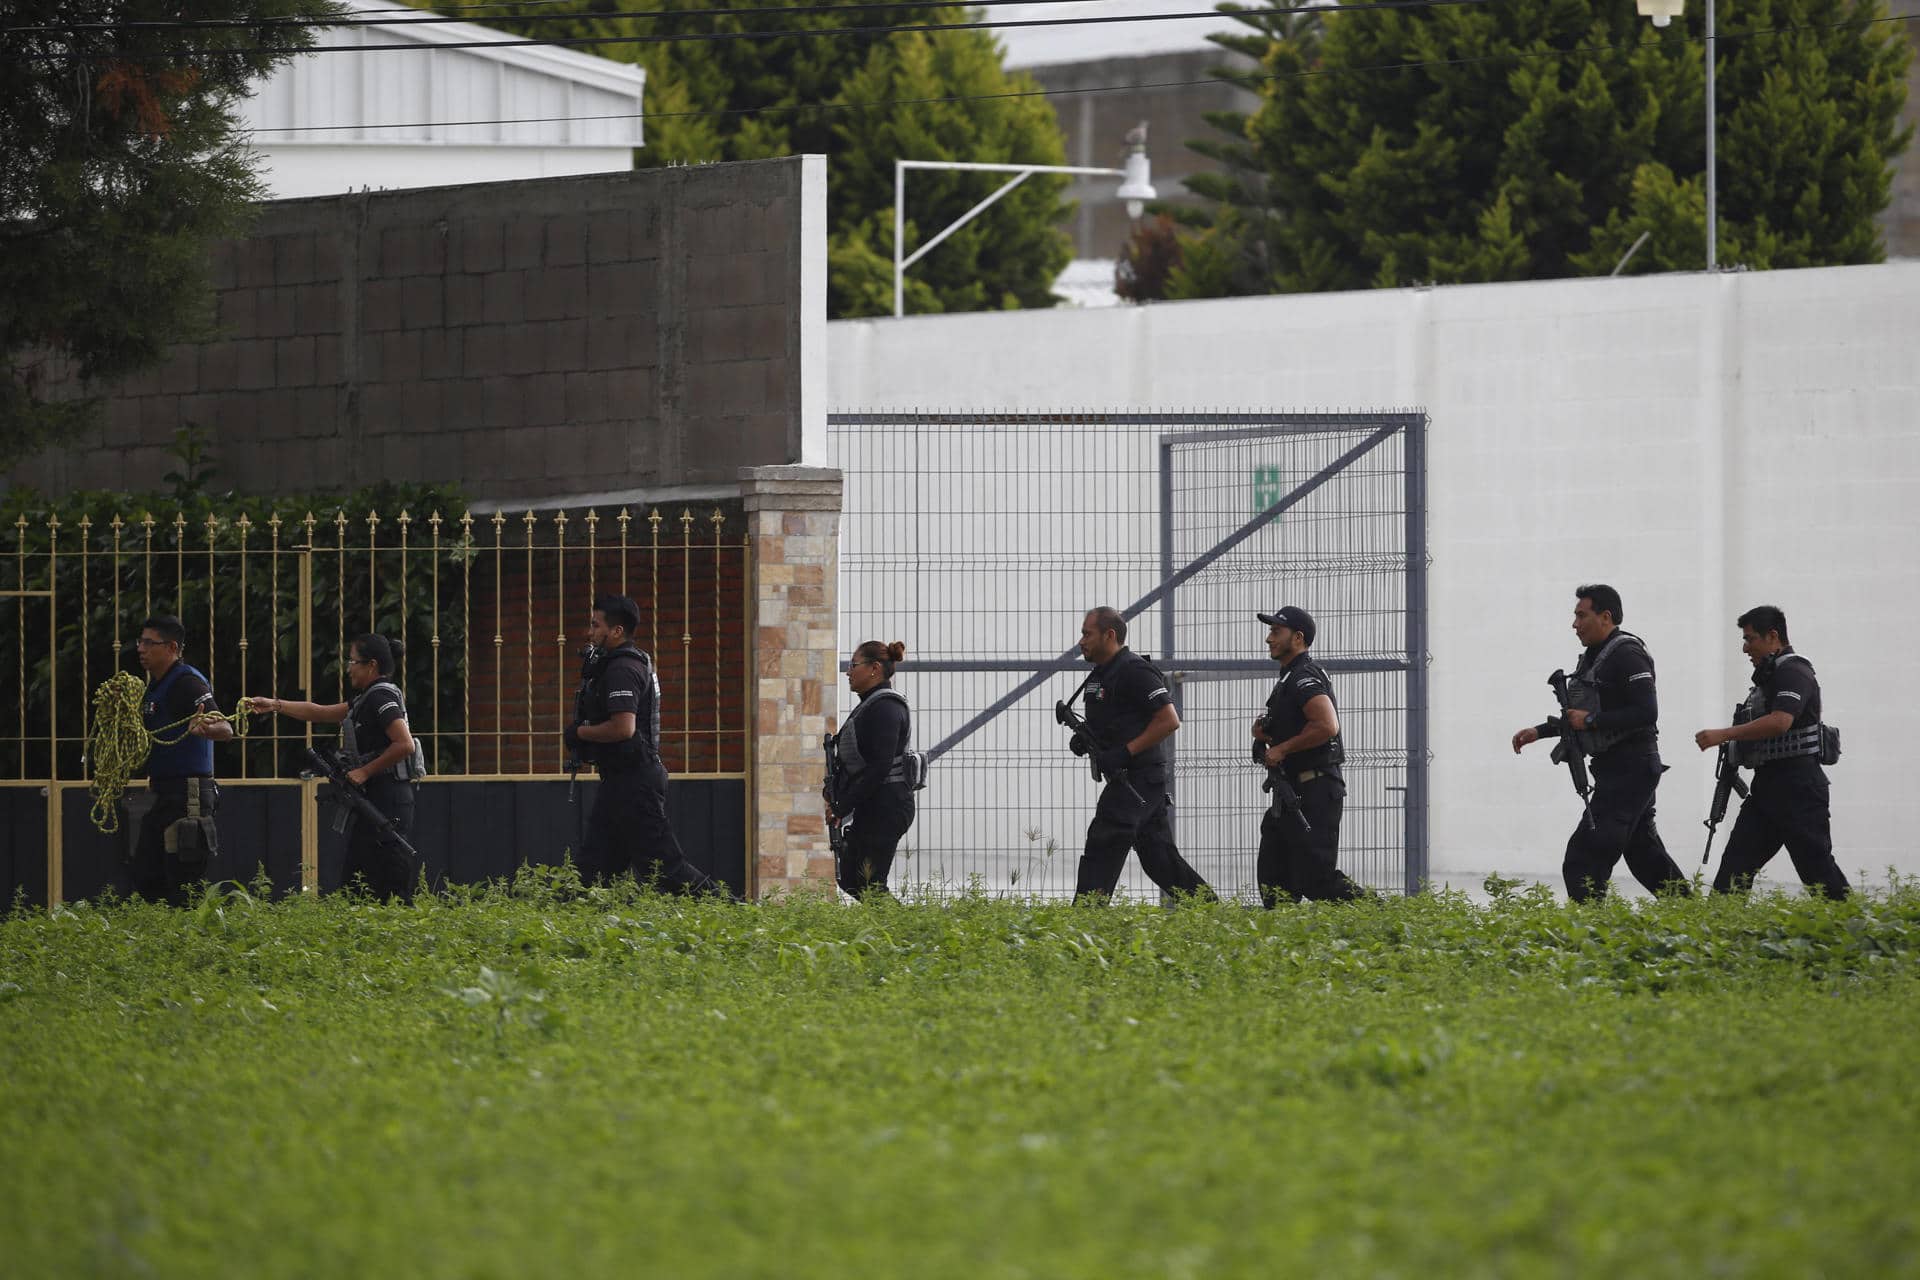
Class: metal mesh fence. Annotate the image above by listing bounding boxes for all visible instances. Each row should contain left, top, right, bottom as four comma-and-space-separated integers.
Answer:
830, 411, 1427, 902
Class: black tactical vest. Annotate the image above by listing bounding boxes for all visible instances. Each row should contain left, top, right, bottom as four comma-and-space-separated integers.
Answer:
1083, 649, 1173, 769
1563, 630, 1652, 757
1263, 655, 1346, 774
341, 680, 428, 780
576, 645, 662, 761
1737, 653, 1826, 765
827, 687, 912, 789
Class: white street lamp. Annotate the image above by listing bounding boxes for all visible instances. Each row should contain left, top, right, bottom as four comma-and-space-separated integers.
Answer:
1636, 0, 1714, 269
1115, 123, 1157, 221
893, 127, 1157, 317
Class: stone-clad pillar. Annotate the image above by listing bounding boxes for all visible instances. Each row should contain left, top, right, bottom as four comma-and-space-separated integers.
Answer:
739, 465, 842, 899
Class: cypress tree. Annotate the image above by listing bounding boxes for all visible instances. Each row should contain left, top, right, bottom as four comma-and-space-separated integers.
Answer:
1, 0, 347, 467
1169, 0, 1910, 296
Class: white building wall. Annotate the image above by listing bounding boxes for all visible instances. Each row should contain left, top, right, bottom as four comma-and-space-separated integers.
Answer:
827, 264, 1920, 887
236, 6, 645, 199
250, 145, 641, 199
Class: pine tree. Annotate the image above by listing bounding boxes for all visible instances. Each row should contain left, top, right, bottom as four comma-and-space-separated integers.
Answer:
1, 0, 346, 467
474, 2, 1073, 318
1165, 3, 1325, 299
1170, 0, 1910, 297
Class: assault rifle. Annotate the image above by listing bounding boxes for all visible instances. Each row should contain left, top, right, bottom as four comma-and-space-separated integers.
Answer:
306, 743, 421, 865
822, 733, 847, 870
1701, 702, 1751, 865
1252, 717, 1312, 833
1546, 669, 1596, 830
1055, 673, 1144, 803
566, 642, 603, 808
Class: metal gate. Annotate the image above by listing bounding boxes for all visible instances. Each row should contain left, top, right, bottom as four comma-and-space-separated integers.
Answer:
829, 411, 1427, 900
1, 503, 752, 906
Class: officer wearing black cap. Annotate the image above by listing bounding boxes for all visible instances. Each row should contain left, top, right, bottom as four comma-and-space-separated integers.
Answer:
1251, 606, 1365, 904
564, 594, 718, 895
1511, 584, 1690, 901
1695, 605, 1849, 899
1069, 605, 1215, 903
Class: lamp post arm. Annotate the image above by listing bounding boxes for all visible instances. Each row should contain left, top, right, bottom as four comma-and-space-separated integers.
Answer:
892, 159, 1128, 317
898, 160, 1129, 178
901, 171, 1032, 273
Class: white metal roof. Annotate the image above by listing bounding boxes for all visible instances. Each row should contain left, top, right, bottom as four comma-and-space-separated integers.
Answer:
238, 4, 644, 149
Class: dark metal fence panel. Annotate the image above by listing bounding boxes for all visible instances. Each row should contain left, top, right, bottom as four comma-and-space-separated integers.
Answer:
830, 411, 1428, 901
1, 779, 746, 908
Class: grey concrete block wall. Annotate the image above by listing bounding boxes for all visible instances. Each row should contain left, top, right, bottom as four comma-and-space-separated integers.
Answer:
7, 158, 813, 501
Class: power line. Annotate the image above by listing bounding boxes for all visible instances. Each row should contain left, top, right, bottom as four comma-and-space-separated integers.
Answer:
6, 0, 1499, 58
7, 0, 1140, 37
234, 10, 1919, 137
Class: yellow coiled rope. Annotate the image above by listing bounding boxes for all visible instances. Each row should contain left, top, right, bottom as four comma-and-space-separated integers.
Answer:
86, 671, 254, 834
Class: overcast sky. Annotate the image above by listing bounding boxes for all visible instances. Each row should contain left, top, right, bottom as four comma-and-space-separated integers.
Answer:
990, 1, 1249, 68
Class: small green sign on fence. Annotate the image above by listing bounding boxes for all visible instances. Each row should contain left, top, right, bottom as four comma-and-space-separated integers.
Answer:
1252, 466, 1284, 513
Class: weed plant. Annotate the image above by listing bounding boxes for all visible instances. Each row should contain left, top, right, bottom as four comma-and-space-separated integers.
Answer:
3, 872, 1917, 1277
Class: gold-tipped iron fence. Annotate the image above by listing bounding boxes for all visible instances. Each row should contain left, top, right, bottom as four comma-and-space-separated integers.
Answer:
0, 503, 751, 787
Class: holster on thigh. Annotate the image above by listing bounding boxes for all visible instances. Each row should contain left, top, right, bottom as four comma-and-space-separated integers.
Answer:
162, 778, 220, 863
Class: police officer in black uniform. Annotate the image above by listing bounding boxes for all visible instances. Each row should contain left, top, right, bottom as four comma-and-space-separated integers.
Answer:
564, 594, 717, 895
1511, 584, 1690, 901
1068, 606, 1214, 903
132, 614, 232, 904
1252, 606, 1365, 904
824, 639, 915, 899
1696, 605, 1849, 899
252, 632, 424, 899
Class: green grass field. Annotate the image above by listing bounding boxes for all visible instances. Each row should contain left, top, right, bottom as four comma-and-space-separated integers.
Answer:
4, 875, 1918, 1278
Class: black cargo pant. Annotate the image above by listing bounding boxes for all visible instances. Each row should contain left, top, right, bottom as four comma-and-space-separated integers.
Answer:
339, 774, 417, 901
1256, 771, 1364, 905
839, 783, 915, 899
1074, 766, 1215, 902
131, 776, 219, 906
1563, 751, 1691, 902
582, 755, 716, 895
1712, 760, 1848, 899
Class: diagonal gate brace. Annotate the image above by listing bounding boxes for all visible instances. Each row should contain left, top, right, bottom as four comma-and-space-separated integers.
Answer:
923, 421, 1403, 761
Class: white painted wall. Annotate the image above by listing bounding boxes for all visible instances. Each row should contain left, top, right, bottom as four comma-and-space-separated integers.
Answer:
827, 264, 1920, 888
798, 154, 830, 465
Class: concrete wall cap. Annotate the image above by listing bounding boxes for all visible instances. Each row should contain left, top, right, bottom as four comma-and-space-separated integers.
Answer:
738, 465, 843, 484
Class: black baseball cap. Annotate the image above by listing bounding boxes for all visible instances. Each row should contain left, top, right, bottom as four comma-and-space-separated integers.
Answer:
1257, 606, 1316, 646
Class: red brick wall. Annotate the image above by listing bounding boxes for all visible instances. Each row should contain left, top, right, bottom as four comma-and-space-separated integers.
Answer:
462, 517, 748, 776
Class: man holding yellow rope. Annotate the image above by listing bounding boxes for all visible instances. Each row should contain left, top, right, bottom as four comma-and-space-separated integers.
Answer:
132, 615, 232, 904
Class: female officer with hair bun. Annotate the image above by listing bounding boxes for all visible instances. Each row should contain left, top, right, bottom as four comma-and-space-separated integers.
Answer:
824, 640, 916, 899
250, 632, 423, 899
